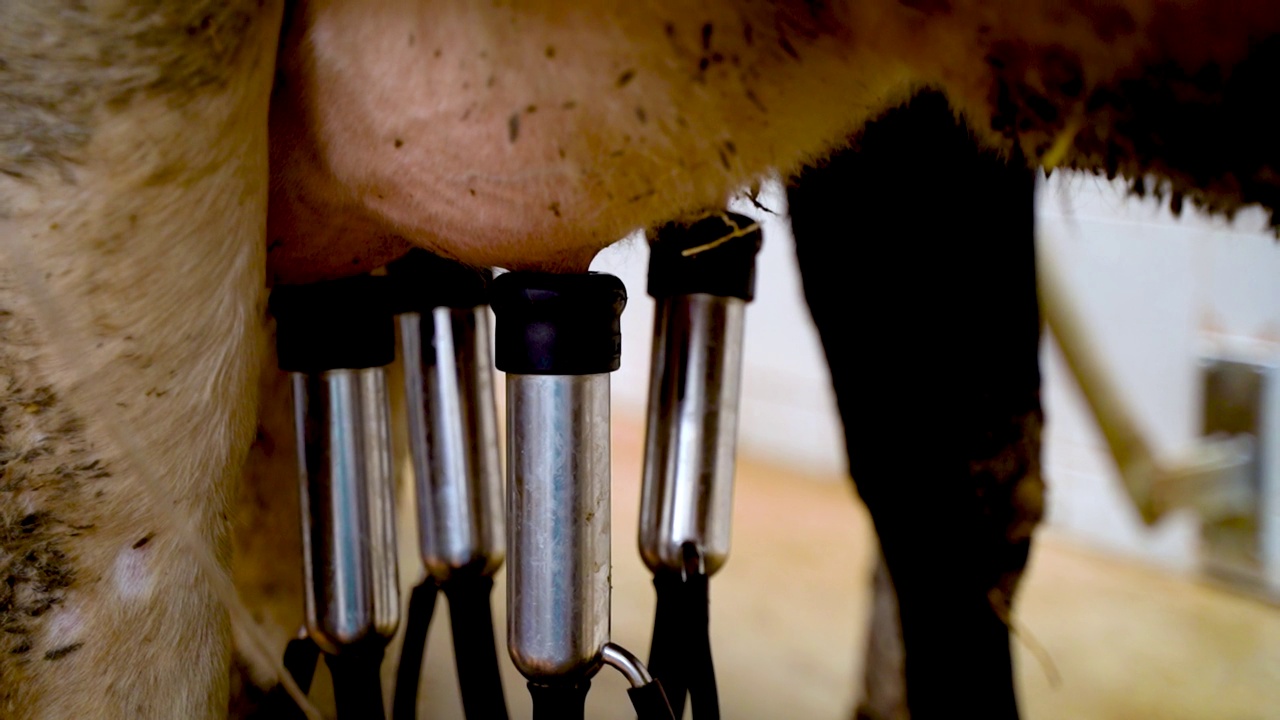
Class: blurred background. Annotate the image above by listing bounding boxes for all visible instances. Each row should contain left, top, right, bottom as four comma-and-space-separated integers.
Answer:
408, 174, 1280, 719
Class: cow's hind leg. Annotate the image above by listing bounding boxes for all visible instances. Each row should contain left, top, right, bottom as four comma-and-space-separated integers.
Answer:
0, 3, 282, 718
787, 90, 1044, 719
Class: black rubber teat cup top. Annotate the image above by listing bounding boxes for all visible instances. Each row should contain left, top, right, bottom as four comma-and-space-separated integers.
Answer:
489, 271, 628, 376
647, 211, 763, 301
385, 248, 492, 313
269, 274, 396, 373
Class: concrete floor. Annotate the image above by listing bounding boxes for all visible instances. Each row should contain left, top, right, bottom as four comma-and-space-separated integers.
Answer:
403, 422, 1280, 720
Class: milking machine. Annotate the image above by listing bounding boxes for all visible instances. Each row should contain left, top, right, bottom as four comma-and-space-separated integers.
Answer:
639, 212, 762, 720
263, 219, 759, 718
270, 274, 403, 719
489, 271, 674, 720
385, 250, 508, 720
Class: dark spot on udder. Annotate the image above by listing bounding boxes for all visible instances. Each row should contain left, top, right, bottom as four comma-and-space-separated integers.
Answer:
636, 107, 647, 123
701, 23, 713, 50
545, 45, 556, 59
394, 138, 404, 149
548, 202, 561, 218
131, 534, 153, 549
898, 0, 952, 14
44, 642, 83, 661
508, 113, 520, 142
616, 69, 636, 87
778, 34, 800, 61
253, 426, 275, 456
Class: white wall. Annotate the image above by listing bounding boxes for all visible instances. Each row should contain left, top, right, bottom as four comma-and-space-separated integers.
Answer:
1037, 173, 1280, 592
592, 174, 1280, 592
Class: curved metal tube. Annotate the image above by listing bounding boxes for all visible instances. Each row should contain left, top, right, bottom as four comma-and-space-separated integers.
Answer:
602, 643, 655, 689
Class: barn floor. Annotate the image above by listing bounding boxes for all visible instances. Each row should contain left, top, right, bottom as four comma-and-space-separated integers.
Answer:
402, 420, 1280, 720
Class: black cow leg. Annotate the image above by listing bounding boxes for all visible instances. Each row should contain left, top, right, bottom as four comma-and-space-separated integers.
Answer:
787, 90, 1044, 720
